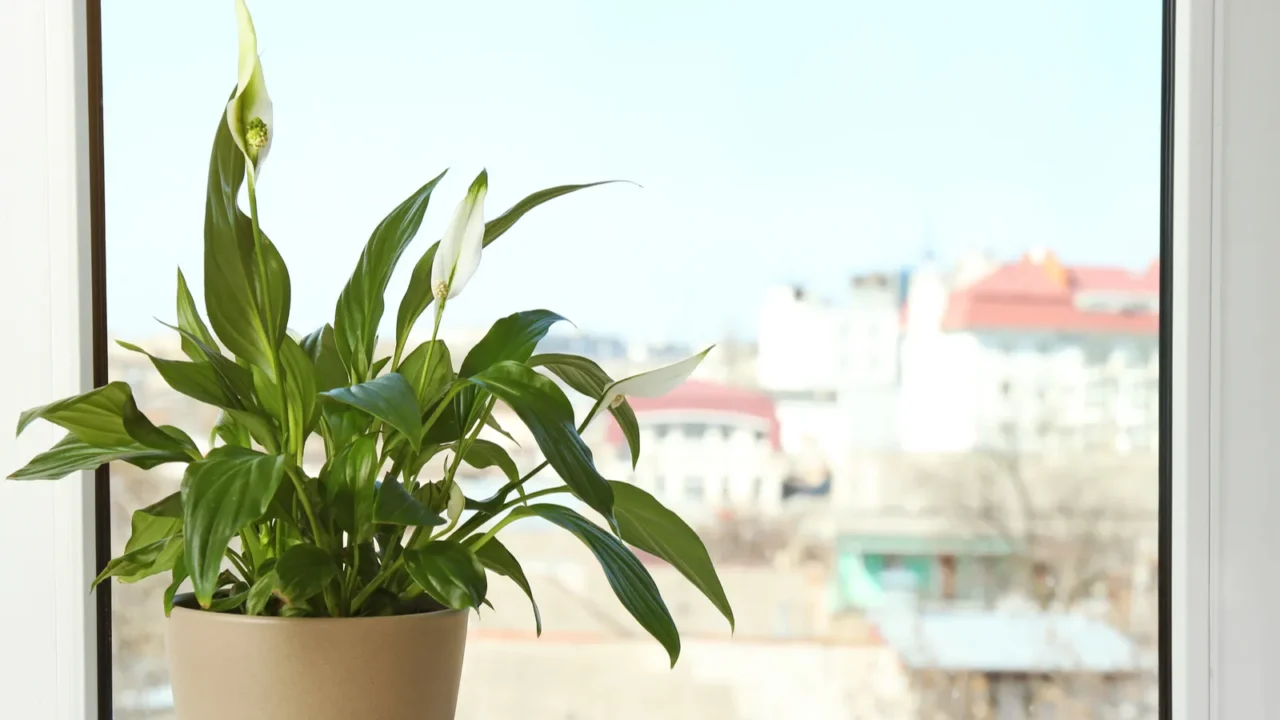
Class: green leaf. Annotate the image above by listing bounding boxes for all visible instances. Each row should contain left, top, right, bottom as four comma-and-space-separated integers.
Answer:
223, 408, 278, 450
176, 268, 219, 361
471, 536, 541, 635
507, 504, 679, 666
373, 476, 446, 527
466, 362, 614, 523
8, 434, 187, 480
163, 554, 189, 617
334, 170, 448, 383
212, 411, 252, 448
246, 568, 277, 616
485, 414, 519, 446
393, 181, 617, 359
611, 482, 734, 630
181, 447, 286, 607
397, 340, 454, 407
17, 382, 193, 456
117, 341, 240, 409
274, 543, 338, 606
280, 336, 319, 437
161, 321, 256, 403
531, 353, 640, 468
460, 439, 519, 485
299, 325, 349, 392
93, 535, 184, 588
319, 404, 370, 452
460, 311, 569, 377
255, 230, 292, 353
457, 310, 568, 423
403, 540, 487, 610
209, 589, 249, 613
321, 435, 379, 541
483, 181, 625, 246
394, 243, 438, 361
202, 96, 274, 372
321, 373, 422, 450
125, 492, 183, 555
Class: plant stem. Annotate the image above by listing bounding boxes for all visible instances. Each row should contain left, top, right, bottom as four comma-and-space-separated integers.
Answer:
414, 302, 446, 396
350, 556, 404, 613
468, 512, 525, 552
285, 465, 325, 548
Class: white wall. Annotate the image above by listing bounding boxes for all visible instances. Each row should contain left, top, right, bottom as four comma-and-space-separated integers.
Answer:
0, 0, 99, 718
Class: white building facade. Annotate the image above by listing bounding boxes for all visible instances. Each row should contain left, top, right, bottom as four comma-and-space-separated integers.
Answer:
898, 251, 1159, 454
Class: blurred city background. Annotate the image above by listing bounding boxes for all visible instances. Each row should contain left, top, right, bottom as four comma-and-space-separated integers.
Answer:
110, 248, 1159, 718
102, 1, 1160, 717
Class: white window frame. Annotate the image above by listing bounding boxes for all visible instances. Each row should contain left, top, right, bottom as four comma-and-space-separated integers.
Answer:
0, 0, 1261, 717
0, 1, 98, 719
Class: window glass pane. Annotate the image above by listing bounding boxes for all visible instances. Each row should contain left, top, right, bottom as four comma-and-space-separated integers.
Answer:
104, 1, 1161, 717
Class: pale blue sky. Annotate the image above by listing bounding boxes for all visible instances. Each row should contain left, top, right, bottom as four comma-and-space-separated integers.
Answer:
103, 0, 1161, 344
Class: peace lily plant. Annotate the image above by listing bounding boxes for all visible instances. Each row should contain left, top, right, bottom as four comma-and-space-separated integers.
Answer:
9, 0, 731, 685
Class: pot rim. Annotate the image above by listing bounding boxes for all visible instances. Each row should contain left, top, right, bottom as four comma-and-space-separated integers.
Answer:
168, 593, 467, 627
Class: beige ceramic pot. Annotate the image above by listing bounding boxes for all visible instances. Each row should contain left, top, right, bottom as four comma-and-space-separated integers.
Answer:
166, 595, 469, 720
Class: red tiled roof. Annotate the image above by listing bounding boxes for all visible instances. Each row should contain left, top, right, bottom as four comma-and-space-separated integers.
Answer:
942, 254, 1158, 334
603, 380, 781, 449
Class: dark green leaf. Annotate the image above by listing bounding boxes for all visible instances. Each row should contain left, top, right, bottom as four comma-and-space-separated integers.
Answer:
209, 590, 249, 613
117, 341, 239, 409
457, 311, 568, 424
531, 353, 640, 468
373, 476, 446, 527
254, 230, 292, 353
125, 492, 183, 555
319, 404, 370, 452
181, 447, 287, 607
246, 568, 277, 616
161, 321, 256, 402
321, 435, 379, 541
611, 482, 733, 630
321, 373, 422, 450
163, 555, 188, 617
202, 98, 273, 372
280, 336, 319, 437
471, 536, 541, 635
17, 382, 193, 457
393, 181, 617, 359
212, 411, 252, 448
483, 181, 624, 246
8, 434, 186, 480
176, 268, 219, 361
403, 540, 487, 610
507, 504, 679, 665
223, 409, 278, 450
485, 414, 519, 446
93, 535, 183, 588
466, 362, 614, 523
334, 170, 448, 382
274, 543, 338, 606
461, 439, 519, 485
299, 325, 349, 392
394, 243, 438, 361
460, 311, 569, 377
397, 340, 453, 407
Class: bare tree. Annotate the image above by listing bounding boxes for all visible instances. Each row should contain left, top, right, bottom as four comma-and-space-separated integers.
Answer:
899, 422, 1159, 719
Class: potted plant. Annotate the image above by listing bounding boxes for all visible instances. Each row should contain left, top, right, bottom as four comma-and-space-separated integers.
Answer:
8, 2, 733, 718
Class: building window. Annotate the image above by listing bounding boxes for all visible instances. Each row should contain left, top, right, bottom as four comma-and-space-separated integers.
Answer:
684, 476, 705, 502
751, 476, 763, 502
682, 423, 708, 440
655, 424, 670, 440
653, 475, 666, 496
